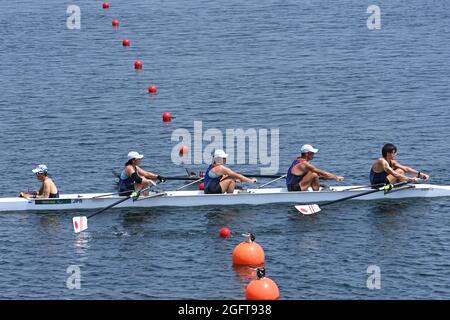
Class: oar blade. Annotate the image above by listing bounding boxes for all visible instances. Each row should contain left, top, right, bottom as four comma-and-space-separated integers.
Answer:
73, 216, 88, 233
295, 204, 321, 215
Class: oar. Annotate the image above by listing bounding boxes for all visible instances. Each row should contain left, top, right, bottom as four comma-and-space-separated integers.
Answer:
93, 190, 142, 199
295, 181, 409, 215
258, 175, 287, 188
112, 169, 200, 181
149, 173, 285, 180
133, 177, 204, 202
73, 186, 155, 233
340, 183, 386, 191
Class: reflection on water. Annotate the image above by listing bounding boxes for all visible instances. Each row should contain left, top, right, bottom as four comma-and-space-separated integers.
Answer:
369, 199, 418, 216
38, 214, 61, 234
73, 231, 91, 256
233, 264, 259, 282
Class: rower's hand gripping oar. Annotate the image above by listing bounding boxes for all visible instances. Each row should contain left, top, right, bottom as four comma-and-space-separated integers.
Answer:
73, 186, 154, 233
295, 181, 410, 215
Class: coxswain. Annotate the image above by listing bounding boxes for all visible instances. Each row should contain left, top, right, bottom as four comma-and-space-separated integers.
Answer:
20, 164, 59, 199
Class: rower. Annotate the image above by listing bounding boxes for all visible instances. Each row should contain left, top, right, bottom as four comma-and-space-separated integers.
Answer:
20, 164, 59, 199
204, 149, 257, 194
286, 144, 344, 192
118, 151, 165, 196
370, 143, 429, 185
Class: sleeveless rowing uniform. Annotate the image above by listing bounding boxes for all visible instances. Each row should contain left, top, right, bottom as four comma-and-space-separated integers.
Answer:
369, 160, 392, 185
118, 167, 139, 194
286, 158, 308, 191
41, 179, 59, 198
204, 164, 223, 194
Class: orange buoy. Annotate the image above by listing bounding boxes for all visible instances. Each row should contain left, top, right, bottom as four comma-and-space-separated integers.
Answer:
246, 268, 280, 300
219, 227, 231, 238
102, 2, 110, 9
199, 182, 205, 191
134, 60, 143, 70
232, 233, 265, 266
122, 39, 131, 47
162, 112, 173, 122
148, 85, 157, 94
112, 19, 120, 27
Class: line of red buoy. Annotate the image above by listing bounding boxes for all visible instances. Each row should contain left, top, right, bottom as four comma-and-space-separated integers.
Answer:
103, 2, 164, 118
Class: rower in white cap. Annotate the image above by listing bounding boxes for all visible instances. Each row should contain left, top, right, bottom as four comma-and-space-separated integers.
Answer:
118, 151, 165, 196
20, 164, 59, 199
203, 149, 257, 194
286, 144, 344, 192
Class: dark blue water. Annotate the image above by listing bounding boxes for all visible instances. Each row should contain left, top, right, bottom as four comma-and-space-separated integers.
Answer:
0, 0, 449, 299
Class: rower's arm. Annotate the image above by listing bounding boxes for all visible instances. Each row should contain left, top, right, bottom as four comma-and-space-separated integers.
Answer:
382, 160, 404, 178
382, 160, 419, 181
305, 163, 343, 181
35, 181, 50, 199
136, 166, 158, 180
220, 167, 256, 183
392, 162, 429, 180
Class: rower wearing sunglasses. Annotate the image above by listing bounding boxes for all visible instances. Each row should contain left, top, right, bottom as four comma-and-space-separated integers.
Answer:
20, 164, 59, 199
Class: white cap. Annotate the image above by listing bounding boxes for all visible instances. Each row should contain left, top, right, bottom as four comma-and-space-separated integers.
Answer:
213, 149, 228, 158
300, 144, 318, 153
127, 151, 144, 160
32, 164, 48, 174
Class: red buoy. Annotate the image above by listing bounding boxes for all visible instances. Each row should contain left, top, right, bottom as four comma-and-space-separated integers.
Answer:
246, 268, 280, 300
220, 227, 231, 238
112, 19, 120, 27
148, 85, 158, 94
122, 39, 131, 47
179, 145, 189, 155
162, 112, 173, 122
199, 182, 205, 191
102, 2, 110, 9
134, 60, 143, 70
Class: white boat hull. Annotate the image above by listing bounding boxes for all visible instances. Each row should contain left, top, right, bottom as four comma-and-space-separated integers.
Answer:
0, 184, 449, 212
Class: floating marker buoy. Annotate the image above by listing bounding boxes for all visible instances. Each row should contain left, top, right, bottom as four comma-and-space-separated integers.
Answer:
199, 182, 205, 191
102, 2, 110, 9
246, 268, 280, 300
162, 112, 173, 122
134, 60, 143, 70
232, 233, 265, 266
122, 39, 131, 47
219, 227, 231, 238
112, 19, 120, 27
179, 145, 189, 155
148, 85, 157, 94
